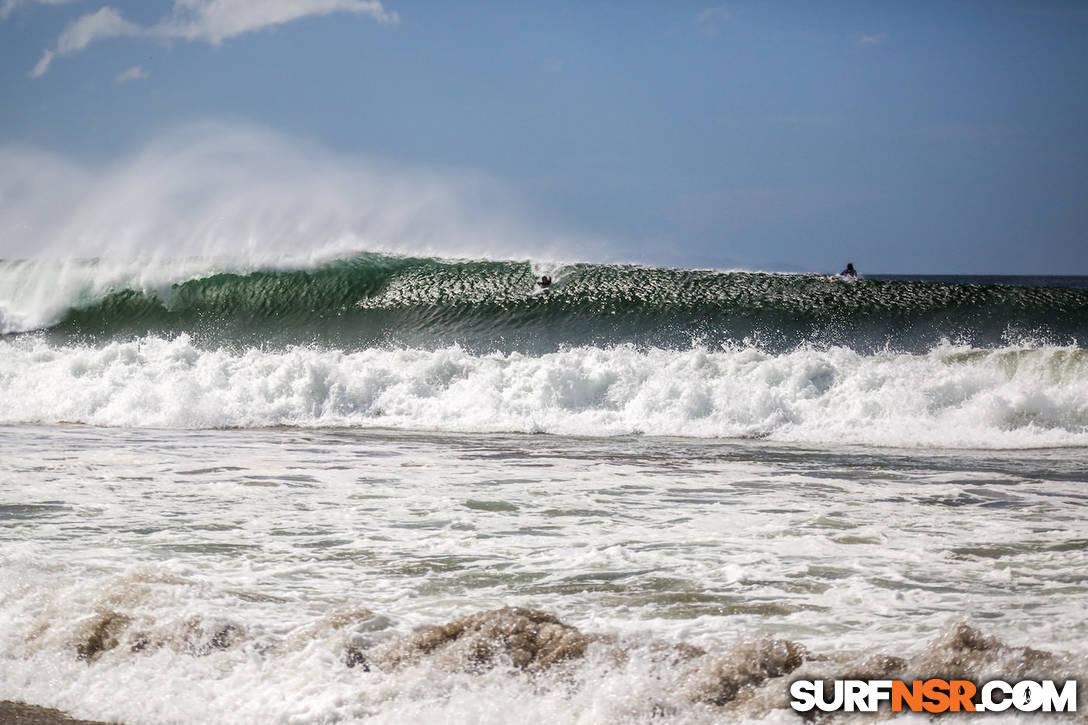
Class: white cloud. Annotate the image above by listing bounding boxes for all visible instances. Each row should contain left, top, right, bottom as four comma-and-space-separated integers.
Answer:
0, 0, 77, 22
29, 49, 55, 77
155, 0, 398, 44
56, 5, 138, 53
30, 0, 398, 76
30, 5, 139, 76
857, 32, 888, 47
114, 64, 148, 84
697, 5, 732, 35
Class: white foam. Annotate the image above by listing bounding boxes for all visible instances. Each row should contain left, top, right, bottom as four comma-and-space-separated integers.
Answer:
1, 336, 1085, 448
0, 419, 1083, 723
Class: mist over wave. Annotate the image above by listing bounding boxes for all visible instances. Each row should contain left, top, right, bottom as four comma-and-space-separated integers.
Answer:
0, 122, 596, 263
2, 125, 1086, 451
2, 335, 1086, 448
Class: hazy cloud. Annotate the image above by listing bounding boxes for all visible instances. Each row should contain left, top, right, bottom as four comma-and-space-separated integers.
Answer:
57, 5, 138, 52
114, 64, 148, 84
857, 32, 888, 46
696, 5, 732, 35
31, 0, 398, 77
153, 0, 399, 45
31, 5, 141, 76
29, 49, 55, 77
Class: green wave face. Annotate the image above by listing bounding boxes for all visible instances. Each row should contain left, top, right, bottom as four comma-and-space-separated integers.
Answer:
7, 253, 1088, 352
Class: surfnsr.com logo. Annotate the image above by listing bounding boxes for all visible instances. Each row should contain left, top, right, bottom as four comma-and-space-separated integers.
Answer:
790, 679, 1077, 713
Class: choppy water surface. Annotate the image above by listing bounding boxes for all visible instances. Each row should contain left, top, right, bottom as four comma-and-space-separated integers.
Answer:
1, 425, 1085, 723
4, 255, 1088, 352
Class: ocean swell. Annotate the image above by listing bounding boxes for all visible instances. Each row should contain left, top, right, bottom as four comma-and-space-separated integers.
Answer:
2, 253, 1087, 352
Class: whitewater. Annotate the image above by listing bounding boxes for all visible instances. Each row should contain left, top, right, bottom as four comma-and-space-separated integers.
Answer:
1, 251, 1087, 724
2, 336, 1088, 449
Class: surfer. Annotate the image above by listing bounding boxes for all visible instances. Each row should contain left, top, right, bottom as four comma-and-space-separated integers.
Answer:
840, 263, 857, 278
538, 275, 552, 290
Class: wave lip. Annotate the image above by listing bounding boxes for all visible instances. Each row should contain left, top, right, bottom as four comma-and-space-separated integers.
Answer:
2, 335, 1086, 449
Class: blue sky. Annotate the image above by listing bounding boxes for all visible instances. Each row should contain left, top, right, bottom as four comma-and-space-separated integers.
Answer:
2, 0, 1087, 273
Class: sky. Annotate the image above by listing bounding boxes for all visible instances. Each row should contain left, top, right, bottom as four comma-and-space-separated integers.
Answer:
1, 0, 1087, 273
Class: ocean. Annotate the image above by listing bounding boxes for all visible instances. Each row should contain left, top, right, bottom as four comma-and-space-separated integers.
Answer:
0, 253, 1086, 723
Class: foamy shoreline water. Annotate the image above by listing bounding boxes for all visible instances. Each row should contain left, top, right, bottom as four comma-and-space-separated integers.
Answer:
2, 424, 1085, 723
4, 610, 1086, 725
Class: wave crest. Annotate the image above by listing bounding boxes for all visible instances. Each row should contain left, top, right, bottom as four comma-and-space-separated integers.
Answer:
3, 253, 1087, 352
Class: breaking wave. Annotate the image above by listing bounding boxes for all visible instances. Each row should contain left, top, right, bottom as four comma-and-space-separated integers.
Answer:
2, 253, 1087, 352
2, 335, 1086, 448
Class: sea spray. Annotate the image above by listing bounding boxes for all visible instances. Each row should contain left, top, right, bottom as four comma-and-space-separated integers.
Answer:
0, 124, 583, 263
